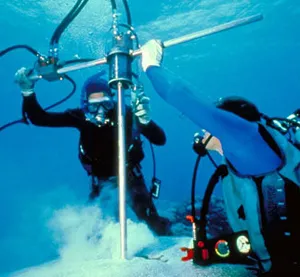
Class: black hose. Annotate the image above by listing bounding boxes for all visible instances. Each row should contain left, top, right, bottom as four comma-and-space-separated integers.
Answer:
0, 45, 41, 58
199, 164, 228, 240
122, 0, 132, 26
50, 0, 83, 45
50, 0, 89, 47
0, 119, 26, 132
43, 75, 76, 110
191, 135, 218, 218
110, 0, 117, 10
191, 155, 202, 218
50, 0, 87, 45
149, 142, 156, 178
0, 75, 76, 132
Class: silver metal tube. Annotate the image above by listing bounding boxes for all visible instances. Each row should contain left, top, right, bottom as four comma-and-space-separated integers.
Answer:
117, 81, 127, 260
57, 57, 107, 74
132, 14, 263, 57
29, 57, 107, 81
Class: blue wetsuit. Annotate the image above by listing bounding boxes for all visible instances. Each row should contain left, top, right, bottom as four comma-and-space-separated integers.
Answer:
146, 66, 282, 176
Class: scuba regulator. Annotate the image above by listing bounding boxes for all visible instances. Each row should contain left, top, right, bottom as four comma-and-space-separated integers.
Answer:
262, 109, 300, 149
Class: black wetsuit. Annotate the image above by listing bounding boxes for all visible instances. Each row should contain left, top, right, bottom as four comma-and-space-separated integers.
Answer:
23, 94, 171, 235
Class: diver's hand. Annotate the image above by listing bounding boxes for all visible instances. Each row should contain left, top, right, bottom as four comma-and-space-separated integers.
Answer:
141, 39, 163, 72
14, 67, 35, 96
132, 90, 151, 125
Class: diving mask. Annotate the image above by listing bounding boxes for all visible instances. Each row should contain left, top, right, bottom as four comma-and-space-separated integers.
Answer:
88, 96, 114, 113
86, 96, 114, 126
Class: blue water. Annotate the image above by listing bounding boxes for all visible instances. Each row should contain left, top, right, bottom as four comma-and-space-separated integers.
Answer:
0, 0, 299, 274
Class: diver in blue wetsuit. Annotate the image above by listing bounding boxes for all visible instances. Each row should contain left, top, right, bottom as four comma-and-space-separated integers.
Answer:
140, 40, 300, 275
14, 67, 172, 236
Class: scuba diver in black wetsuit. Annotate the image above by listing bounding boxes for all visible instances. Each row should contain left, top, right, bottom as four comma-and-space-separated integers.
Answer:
14, 67, 172, 236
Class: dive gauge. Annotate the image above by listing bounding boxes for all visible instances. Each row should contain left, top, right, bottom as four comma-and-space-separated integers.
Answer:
215, 240, 230, 258
236, 235, 251, 254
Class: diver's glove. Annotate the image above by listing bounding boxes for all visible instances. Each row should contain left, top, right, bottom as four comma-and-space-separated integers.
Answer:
14, 67, 35, 96
141, 39, 163, 72
131, 90, 151, 125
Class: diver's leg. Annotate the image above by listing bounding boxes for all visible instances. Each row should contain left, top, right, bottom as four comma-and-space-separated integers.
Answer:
79, 155, 100, 201
88, 175, 104, 201
127, 165, 172, 236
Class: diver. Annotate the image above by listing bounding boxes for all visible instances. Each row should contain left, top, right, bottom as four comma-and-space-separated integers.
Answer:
14, 67, 172, 236
139, 39, 300, 274
196, 122, 300, 275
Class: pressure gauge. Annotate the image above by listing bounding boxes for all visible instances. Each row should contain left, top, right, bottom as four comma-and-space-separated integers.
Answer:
215, 239, 230, 258
236, 235, 251, 254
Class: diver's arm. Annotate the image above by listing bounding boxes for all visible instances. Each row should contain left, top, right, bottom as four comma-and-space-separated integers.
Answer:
23, 94, 80, 128
145, 66, 282, 176
139, 120, 166, 145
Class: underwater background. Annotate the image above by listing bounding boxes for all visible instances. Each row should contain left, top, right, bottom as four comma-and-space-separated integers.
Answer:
0, 0, 299, 275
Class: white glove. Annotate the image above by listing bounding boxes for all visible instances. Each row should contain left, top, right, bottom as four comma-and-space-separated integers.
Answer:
141, 39, 163, 72
131, 90, 151, 125
14, 67, 35, 96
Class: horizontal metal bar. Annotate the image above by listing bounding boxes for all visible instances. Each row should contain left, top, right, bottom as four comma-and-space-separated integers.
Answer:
29, 14, 263, 81
132, 14, 263, 57
29, 57, 107, 80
